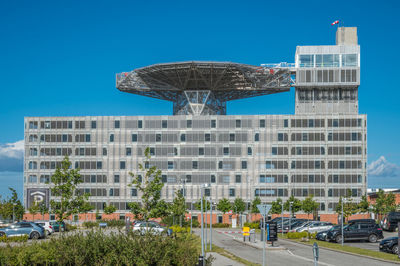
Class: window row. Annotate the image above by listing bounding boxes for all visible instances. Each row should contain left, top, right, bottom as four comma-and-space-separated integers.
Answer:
290, 160, 325, 169
291, 175, 325, 183
291, 133, 325, 142
290, 119, 325, 128
328, 132, 362, 141
328, 119, 363, 128
38, 148, 72, 156
255, 188, 288, 197
328, 160, 363, 169
259, 175, 288, 183
327, 146, 362, 155
298, 54, 358, 68
291, 146, 325, 155
297, 88, 358, 101
327, 174, 363, 184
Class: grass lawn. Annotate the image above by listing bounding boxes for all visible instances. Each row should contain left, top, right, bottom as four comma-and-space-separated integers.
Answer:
280, 234, 400, 263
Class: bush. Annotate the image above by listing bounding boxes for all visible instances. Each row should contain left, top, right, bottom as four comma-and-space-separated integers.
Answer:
82, 221, 99, 228
244, 222, 259, 229
287, 231, 317, 239
65, 224, 78, 231
0, 235, 28, 243
0, 230, 200, 265
169, 225, 190, 233
210, 223, 230, 228
101, 219, 125, 228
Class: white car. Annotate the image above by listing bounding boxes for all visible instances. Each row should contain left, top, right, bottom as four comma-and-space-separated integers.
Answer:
35, 221, 54, 236
296, 221, 333, 233
132, 221, 172, 235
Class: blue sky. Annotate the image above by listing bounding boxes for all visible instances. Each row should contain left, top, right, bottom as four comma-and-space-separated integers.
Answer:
0, 0, 399, 198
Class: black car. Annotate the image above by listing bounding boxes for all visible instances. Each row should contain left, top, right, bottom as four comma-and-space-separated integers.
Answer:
381, 212, 400, 231
326, 219, 383, 243
379, 237, 399, 254
316, 225, 341, 241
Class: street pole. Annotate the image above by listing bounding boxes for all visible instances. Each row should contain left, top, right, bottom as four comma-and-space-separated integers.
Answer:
209, 198, 212, 251
281, 203, 284, 236
205, 198, 207, 247
289, 202, 292, 233
201, 187, 204, 259
12, 204, 15, 223
341, 199, 344, 246
262, 214, 266, 266
190, 202, 193, 234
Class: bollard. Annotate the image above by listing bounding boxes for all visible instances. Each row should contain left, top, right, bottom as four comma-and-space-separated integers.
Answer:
198, 255, 205, 266
250, 229, 256, 242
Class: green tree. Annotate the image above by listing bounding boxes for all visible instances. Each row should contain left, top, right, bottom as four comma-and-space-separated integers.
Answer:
335, 191, 358, 223
284, 195, 302, 217
194, 197, 211, 211
301, 195, 319, 220
103, 204, 117, 215
128, 147, 169, 222
28, 202, 40, 221
0, 188, 25, 221
385, 192, 397, 213
250, 197, 261, 214
233, 198, 246, 214
270, 198, 283, 215
170, 190, 186, 226
371, 189, 386, 218
217, 198, 232, 215
39, 202, 49, 221
358, 195, 370, 213
50, 156, 90, 224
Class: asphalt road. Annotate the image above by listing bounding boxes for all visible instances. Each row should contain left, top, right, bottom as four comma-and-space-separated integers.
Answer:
200, 229, 399, 266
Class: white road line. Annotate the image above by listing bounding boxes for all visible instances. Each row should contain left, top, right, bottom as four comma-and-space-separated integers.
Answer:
286, 249, 336, 266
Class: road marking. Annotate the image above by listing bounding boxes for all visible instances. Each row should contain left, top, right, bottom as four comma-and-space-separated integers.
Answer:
286, 249, 335, 266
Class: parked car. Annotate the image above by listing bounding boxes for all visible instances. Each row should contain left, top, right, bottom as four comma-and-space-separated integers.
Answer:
280, 219, 308, 233
0, 222, 45, 239
49, 221, 65, 232
326, 219, 383, 243
379, 237, 399, 254
35, 221, 54, 236
296, 221, 333, 233
0, 220, 13, 228
132, 221, 172, 236
260, 217, 288, 229
316, 225, 341, 241
381, 212, 400, 232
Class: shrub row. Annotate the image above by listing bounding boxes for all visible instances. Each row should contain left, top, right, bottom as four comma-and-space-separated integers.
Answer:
82, 220, 125, 229
169, 225, 190, 233
0, 235, 28, 243
0, 230, 199, 265
287, 231, 317, 239
243, 222, 260, 229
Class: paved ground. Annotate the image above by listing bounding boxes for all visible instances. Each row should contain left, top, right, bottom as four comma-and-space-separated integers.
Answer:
208, 252, 244, 266
199, 229, 399, 266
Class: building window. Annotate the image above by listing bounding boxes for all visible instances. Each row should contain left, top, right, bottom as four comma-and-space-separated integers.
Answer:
352, 133, 358, 141
103, 148, 107, 156
91, 175, 96, 183
149, 147, 155, 156
114, 175, 120, 183
229, 133, 235, 141
333, 119, 339, 127
28, 175, 37, 183
265, 161, 274, 169
161, 175, 167, 183
211, 175, 216, 183
109, 134, 114, 142
156, 134, 161, 142
241, 161, 247, 169
272, 147, 277, 155
180, 134, 186, 142
235, 175, 241, 183
168, 161, 174, 169
278, 133, 284, 141
247, 147, 252, 156
115, 121, 120, 129
223, 147, 229, 156
308, 175, 314, 183
235, 119, 241, 128
132, 134, 138, 142
192, 161, 198, 169
302, 133, 308, 141
229, 188, 235, 197
339, 161, 345, 169
260, 119, 265, 128
29, 148, 38, 156
284, 119, 288, 128
328, 132, 333, 141
211, 120, 216, 128
205, 188, 211, 197
162, 120, 167, 128
97, 161, 102, 169
91, 121, 96, 129
131, 188, 137, 197
255, 133, 259, 142
138, 175, 142, 183
345, 147, 351, 155
199, 147, 204, 156
186, 175, 192, 183
187, 120, 192, 128
333, 175, 339, 183
218, 161, 223, 169
205, 133, 211, 141
85, 134, 91, 142
120, 161, 126, 169
28, 161, 37, 169
308, 119, 314, 127
109, 189, 114, 196
126, 148, 132, 156
138, 120, 143, 128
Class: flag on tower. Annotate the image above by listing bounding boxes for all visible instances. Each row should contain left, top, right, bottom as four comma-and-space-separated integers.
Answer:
331, 20, 339, 25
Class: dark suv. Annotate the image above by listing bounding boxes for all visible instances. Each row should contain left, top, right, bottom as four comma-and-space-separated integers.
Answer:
326, 219, 383, 243
381, 212, 400, 231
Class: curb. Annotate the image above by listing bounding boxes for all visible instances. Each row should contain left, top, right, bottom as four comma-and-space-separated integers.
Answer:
232, 237, 287, 251
279, 238, 400, 265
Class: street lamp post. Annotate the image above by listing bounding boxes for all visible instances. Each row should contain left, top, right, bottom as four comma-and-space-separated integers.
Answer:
200, 183, 209, 262
205, 197, 207, 247
207, 197, 212, 251
289, 201, 293, 232
190, 201, 194, 234
281, 202, 284, 236
341, 198, 351, 246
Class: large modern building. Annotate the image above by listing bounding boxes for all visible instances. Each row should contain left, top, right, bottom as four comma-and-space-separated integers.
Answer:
24, 27, 366, 220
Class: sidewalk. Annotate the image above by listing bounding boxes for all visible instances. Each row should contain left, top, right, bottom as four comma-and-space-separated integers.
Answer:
216, 229, 286, 250
208, 252, 244, 266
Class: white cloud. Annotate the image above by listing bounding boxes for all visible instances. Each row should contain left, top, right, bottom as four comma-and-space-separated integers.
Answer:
0, 140, 24, 159
368, 156, 400, 177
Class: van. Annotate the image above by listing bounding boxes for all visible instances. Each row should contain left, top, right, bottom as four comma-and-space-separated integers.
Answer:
382, 212, 400, 231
